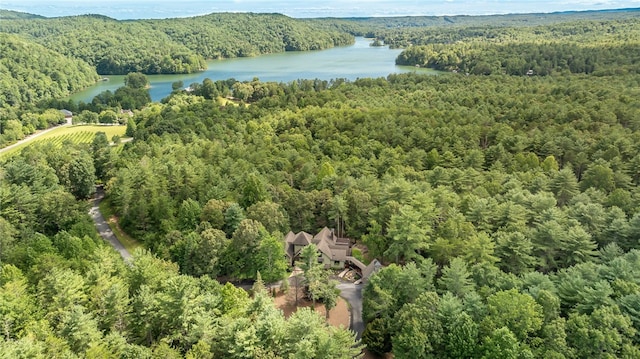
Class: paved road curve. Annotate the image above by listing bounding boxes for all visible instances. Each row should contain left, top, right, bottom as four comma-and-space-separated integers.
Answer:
90, 186, 132, 262
337, 282, 364, 339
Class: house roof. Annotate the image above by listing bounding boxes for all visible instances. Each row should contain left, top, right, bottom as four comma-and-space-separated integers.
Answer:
284, 231, 296, 244
285, 227, 351, 263
60, 109, 73, 117
292, 232, 313, 246
313, 227, 334, 245
317, 237, 348, 261
284, 232, 295, 259
315, 227, 349, 261
362, 259, 383, 281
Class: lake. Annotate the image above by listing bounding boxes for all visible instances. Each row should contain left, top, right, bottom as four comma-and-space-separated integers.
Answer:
68, 37, 439, 103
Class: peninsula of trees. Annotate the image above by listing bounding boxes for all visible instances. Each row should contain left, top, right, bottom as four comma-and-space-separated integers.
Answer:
0, 12, 353, 76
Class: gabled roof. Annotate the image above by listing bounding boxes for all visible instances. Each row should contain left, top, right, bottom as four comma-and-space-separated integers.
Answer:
292, 232, 313, 246
362, 259, 383, 281
285, 232, 295, 259
317, 237, 350, 261
284, 231, 296, 244
315, 227, 350, 262
285, 227, 351, 264
313, 227, 334, 245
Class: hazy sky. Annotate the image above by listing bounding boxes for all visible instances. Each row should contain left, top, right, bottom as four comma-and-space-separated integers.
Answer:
3, 0, 640, 19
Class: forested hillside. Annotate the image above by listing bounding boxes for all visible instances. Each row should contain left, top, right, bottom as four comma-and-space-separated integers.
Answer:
307, 8, 640, 37
0, 136, 360, 358
0, 13, 353, 75
0, 9, 45, 19
0, 14, 207, 75
393, 17, 640, 75
2, 9, 640, 359
102, 70, 640, 357
0, 33, 99, 107
146, 13, 354, 59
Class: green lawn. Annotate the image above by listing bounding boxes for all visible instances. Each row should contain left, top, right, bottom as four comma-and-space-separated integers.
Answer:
98, 197, 143, 254
0, 124, 128, 159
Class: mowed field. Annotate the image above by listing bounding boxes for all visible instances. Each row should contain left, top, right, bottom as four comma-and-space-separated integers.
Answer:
0, 125, 128, 160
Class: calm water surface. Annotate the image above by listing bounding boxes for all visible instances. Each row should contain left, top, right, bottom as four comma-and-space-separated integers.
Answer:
68, 37, 438, 103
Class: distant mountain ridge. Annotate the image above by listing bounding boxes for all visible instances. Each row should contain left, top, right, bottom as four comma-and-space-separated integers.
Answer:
1, 6, 638, 21
0, 9, 46, 19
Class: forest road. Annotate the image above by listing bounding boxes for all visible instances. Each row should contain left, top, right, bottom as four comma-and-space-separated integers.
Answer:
336, 282, 364, 339
90, 186, 132, 262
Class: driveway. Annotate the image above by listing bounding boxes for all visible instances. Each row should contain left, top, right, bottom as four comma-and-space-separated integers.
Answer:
90, 186, 132, 262
337, 282, 364, 339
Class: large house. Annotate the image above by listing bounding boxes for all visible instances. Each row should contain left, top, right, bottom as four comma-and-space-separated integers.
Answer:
284, 227, 384, 282
285, 227, 351, 269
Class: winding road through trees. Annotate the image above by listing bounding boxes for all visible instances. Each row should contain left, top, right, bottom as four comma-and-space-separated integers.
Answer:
90, 186, 132, 261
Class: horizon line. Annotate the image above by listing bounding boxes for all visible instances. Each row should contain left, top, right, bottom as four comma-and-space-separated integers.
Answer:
2, 6, 639, 21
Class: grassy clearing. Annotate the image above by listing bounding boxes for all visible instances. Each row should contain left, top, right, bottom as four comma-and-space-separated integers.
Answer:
98, 197, 142, 253
0, 124, 128, 159
216, 96, 249, 107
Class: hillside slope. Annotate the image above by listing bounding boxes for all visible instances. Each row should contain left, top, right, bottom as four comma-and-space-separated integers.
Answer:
0, 13, 353, 75
0, 33, 99, 107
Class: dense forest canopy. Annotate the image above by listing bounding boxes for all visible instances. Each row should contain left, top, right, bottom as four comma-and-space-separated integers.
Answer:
0, 12, 353, 76
103, 69, 640, 357
2, 9, 640, 358
305, 8, 640, 36
0, 33, 99, 107
393, 17, 640, 76
0, 126, 360, 358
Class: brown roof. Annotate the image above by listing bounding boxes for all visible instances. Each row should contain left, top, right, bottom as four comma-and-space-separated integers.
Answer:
362, 259, 383, 281
313, 227, 334, 245
314, 227, 350, 262
292, 232, 313, 246
285, 227, 351, 263
285, 231, 295, 242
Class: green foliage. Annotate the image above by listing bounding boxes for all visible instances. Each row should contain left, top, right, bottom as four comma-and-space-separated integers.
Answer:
392, 292, 443, 358
254, 234, 288, 283
481, 327, 525, 359
240, 173, 269, 208
124, 72, 149, 89
362, 317, 392, 355
392, 18, 640, 76
3, 160, 264, 357
566, 305, 637, 358
3, 13, 640, 358
482, 289, 544, 341
438, 257, 475, 298
67, 152, 96, 199
0, 13, 353, 77
0, 33, 98, 109
385, 204, 433, 263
